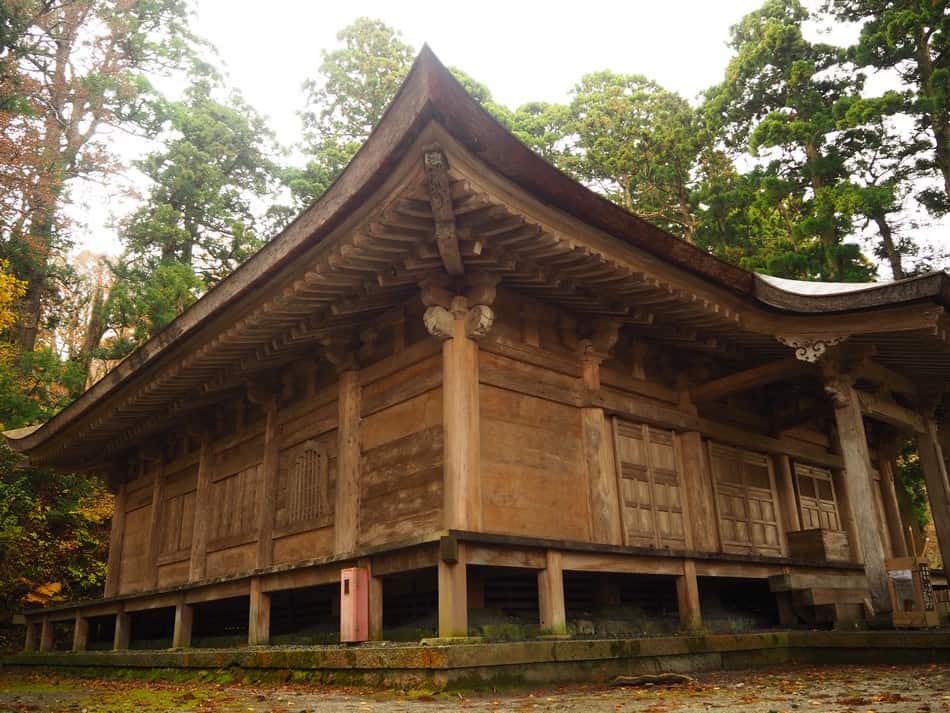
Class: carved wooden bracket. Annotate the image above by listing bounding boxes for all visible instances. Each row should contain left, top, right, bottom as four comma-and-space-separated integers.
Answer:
421, 272, 500, 341
776, 334, 850, 363
318, 334, 360, 373
423, 148, 464, 276
560, 316, 621, 361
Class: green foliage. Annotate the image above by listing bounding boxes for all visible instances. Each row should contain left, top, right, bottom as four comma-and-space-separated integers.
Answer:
106, 71, 280, 351
290, 18, 415, 206
0, 443, 111, 626
895, 439, 929, 532
826, 0, 950, 212
704, 0, 880, 281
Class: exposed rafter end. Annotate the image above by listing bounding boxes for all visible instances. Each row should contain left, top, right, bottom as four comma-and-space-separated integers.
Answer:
423, 147, 464, 275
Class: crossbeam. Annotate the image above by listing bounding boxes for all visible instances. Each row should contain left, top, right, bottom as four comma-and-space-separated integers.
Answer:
856, 390, 924, 433
690, 358, 811, 403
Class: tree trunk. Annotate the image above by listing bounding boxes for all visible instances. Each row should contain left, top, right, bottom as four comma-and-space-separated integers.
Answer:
804, 141, 842, 279
78, 282, 106, 376
872, 213, 905, 280
917, 27, 950, 200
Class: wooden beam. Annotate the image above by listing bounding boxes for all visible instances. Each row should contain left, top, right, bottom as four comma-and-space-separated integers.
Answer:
855, 360, 917, 396
583, 404, 623, 546
113, 612, 131, 651
39, 617, 53, 652
690, 358, 809, 402
773, 454, 802, 537
679, 431, 719, 552
424, 149, 464, 275
145, 460, 166, 589
857, 390, 925, 433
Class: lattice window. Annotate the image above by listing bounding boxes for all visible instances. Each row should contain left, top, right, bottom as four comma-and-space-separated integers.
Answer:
710, 443, 781, 556
280, 439, 331, 529
794, 463, 841, 531
612, 419, 686, 549
289, 440, 330, 525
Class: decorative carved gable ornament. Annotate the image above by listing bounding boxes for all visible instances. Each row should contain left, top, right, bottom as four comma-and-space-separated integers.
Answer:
775, 334, 850, 363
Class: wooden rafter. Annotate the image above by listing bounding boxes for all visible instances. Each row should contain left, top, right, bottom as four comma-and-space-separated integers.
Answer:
423, 148, 464, 275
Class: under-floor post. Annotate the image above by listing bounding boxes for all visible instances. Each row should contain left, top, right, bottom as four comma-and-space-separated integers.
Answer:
438, 544, 468, 638
72, 612, 89, 652
24, 621, 39, 652
538, 550, 567, 635
39, 617, 53, 652
172, 600, 193, 649
676, 560, 702, 631
248, 577, 270, 646
113, 612, 131, 651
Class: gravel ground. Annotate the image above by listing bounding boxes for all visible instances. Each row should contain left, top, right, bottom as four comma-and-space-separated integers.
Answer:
0, 664, 948, 712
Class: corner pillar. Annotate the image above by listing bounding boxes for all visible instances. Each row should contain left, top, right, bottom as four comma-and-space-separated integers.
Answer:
824, 372, 890, 612
423, 274, 498, 532
916, 415, 950, 572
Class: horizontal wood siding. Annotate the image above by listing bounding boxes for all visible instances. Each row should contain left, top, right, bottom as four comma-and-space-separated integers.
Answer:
359, 388, 443, 546
480, 382, 589, 540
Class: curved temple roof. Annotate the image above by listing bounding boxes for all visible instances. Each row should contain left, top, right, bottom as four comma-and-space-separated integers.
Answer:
5, 46, 949, 468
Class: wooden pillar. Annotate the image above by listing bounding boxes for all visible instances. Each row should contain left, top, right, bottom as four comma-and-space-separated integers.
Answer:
826, 375, 890, 612
248, 576, 270, 646
113, 612, 131, 651
538, 550, 567, 635
24, 621, 39, 652
188, 435, 212, 582
172, 598, 193, 649
917, 416, 950, 573
676, 560, 702, 631
72, 612, 89, 652
334, 367, 361, 554
39, 617, 53, 652
358, 557, 383, 641
878, 458, 909, 557
256, 400, 281, 568
438, 543, 468, 638
442, 315, 482, 531
145, 460, 166, 589
104, 482, 128, 597
680, 431, 720, 552
773, 454, 801, 542
582, 407, 622, 544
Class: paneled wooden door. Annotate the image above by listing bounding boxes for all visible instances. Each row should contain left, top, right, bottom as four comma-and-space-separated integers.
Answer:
612, 419, 688, 549
794, 463, 842, 531
709, 443, 783, 556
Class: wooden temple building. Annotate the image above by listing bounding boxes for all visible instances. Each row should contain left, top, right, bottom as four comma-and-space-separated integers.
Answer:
7, 48, 950, 655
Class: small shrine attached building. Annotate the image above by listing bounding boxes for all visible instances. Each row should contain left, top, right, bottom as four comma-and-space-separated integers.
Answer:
7, 48, 950, 653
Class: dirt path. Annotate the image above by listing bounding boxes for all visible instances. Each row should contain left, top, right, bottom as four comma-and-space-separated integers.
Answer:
0, 664, 948, 712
